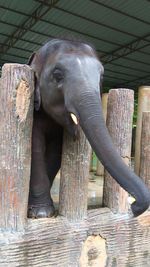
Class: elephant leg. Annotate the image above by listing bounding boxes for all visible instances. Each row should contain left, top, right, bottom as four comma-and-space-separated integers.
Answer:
46, 131, 63, 190
28, 116, 55, 218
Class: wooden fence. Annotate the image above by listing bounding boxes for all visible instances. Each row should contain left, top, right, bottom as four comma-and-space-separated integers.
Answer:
0, 64, 150, 267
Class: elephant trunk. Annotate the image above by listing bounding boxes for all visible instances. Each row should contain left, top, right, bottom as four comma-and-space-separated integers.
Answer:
74, 91, 150, 216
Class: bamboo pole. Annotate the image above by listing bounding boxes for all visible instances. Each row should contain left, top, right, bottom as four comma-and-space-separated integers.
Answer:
103, 89, 134, 213
0, 64, 34, 231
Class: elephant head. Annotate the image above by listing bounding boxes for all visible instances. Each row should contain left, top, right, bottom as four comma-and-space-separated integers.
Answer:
29, 38, 150, 216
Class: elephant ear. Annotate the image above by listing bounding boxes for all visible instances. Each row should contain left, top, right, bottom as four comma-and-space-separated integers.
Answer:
33, 75, 41, 111
27, 52, 36, 65
27, 52, 41, 111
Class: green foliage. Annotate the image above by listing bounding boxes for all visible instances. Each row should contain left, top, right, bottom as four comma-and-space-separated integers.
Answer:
91, 151, 97, 171
102, 87, 110, 93
133, 92, 138, 127
133, 100, 138, 127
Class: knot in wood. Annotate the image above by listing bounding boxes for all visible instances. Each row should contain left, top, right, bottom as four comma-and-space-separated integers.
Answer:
16, 79, 32, 122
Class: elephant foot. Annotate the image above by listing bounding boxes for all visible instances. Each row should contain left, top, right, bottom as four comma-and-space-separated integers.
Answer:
28, 203, 55, 219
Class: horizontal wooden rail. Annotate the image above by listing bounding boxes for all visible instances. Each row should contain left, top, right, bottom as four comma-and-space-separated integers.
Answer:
0, 208, 149, 266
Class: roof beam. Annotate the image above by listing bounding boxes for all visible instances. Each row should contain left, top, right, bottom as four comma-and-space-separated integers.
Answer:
2, 51, 27, 60
0, 51, 144, 81
90, 0, 150, 26
35, 0, 149, 40
0, 5, 120, 48
2, 3, 150, 60
109, 61, 150, 75
122, 73, 150, 86
35, 0, 150, 65
123, 55, 150, 66
0, 49, 138, 80
0, 0, 60, 59
0, 41, 32, 54
101, 36, 150, 64
2, 18, 150, 67
105, 68, 138, 79
0, 32, 43, 48
1, 0, 150, 65
0, 5, 149, 60
1, 33, 149, 76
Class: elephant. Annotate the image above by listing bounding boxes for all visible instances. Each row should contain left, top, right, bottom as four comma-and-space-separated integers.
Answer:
28, 38, 150, 218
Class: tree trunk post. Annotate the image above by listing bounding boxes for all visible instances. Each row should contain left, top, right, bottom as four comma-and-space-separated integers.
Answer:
139, 112, 150, 189
0, 64, 34, 231
59, 127, 91, 221
134, 86, 150, 175
103, 89, 134, 213
96, 93, 108, 176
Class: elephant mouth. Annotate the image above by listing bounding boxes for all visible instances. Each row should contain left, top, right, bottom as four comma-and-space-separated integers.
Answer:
57, 109, 79, 138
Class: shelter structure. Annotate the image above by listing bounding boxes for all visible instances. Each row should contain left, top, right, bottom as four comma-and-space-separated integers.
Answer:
0, 0, 150, 88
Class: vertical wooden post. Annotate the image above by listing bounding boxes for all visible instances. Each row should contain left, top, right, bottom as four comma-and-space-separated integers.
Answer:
134, 86, 150, 175
96, 93, 108, 176
59, 127, 91, 221
0, 64, 34, 231
103, 89, 134, 213
139, 112, 150, 189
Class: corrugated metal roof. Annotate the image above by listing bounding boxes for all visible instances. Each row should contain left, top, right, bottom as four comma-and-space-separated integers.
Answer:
0, 0, 150, 89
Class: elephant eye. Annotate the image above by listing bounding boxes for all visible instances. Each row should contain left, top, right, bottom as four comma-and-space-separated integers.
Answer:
53, 68, 64, 83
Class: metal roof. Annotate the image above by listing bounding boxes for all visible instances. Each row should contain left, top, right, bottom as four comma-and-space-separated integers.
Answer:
0, 0, 150, 89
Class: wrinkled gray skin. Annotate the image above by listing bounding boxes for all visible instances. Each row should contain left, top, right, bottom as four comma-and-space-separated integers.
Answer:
28, 39, 150, 218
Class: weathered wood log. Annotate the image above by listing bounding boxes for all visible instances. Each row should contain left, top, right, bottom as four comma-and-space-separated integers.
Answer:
134, 86, 150, 175
103, 89, 134, 214
139, 112, 150, 189
0, 64, 34, 231
0, 209, 149, 266
80, 234, 107, 267
96, 93, 108, 176
59, 127, 91, 221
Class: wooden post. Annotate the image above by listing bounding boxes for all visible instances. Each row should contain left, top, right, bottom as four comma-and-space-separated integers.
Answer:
96, 93, 108, 176
139, 112, 150, 189
134, 86, 150, 175
0, 64, 34, 231
59, 127, 91, 221
103, 89, 134, 213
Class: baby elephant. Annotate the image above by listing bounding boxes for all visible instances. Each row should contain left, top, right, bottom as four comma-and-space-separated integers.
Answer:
28, 38, 150, 218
